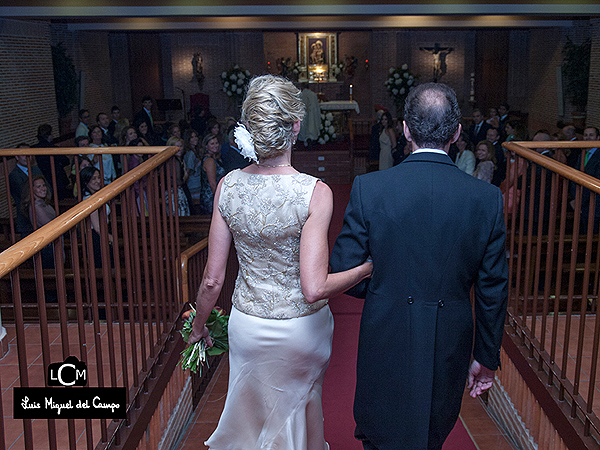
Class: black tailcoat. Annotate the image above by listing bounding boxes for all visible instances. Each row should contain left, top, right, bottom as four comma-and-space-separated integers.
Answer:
330, 151, 508, 450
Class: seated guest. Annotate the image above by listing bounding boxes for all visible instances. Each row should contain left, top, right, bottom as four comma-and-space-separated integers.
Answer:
473, 140, 497, 184
498, 103, 510, 140
486, 107, 500, 129
183, 129, 203, 200
206, 119, 222, 143
120, 126, 140, 147
32, 124, 71, 200
21, 174, 56, 268
89, 125, 117, 185
504, 120, 529, 142
81, 166, 112, 268
108, 105, 129, 142
75, 109, 91, 138
167, 123, 182, 140
128, 138, 148, 215
9, 145, 44, 235
135, 120, 161, 146
198, 133, 225, 215
165, 137, 191, 216
453, 131, 475, 175
71, 155, 92, 198
97, 112, 118, 146
486, 127, 506, 186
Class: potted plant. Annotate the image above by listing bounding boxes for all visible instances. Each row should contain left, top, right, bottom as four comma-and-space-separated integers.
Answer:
562, 37, 591, 129
52, 42, 78, 134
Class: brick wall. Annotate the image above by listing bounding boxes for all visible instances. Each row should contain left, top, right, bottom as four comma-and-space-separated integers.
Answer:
73, 31, 114, 125
0, 18, 59, 148
588, 19, 600, 130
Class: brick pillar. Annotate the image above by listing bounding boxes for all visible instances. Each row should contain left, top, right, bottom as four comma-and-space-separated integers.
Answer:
587, 19, 600, 128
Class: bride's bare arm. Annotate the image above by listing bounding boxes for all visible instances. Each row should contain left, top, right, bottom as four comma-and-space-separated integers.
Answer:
300, 181, 372, 303
189, 178, 232, 344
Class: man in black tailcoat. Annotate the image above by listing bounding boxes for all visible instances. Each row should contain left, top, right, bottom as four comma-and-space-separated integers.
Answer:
330, 83, 508, 450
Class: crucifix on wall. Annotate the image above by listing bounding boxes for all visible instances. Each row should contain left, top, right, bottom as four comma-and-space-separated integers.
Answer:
419, 43, 454, 82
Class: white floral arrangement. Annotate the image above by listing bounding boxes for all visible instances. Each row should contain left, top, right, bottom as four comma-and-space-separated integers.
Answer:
330, 61, 345, 80
221, 65, 251, 104
318, 112, 336, 145
384, 64, 418, 116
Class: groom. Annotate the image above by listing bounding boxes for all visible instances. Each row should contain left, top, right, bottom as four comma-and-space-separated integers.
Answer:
330, 82, 508, 450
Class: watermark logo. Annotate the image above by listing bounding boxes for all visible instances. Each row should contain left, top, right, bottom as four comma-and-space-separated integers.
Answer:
48, 356, 87, 387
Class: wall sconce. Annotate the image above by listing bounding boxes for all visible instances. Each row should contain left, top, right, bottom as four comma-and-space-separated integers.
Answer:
365, 59, 369, 70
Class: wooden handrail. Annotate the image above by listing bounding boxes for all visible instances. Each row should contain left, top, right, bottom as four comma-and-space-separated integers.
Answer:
504, 141, 600, 193
0, 146, 168, 155
180, 237, 208, 306
0, 146, 179, 278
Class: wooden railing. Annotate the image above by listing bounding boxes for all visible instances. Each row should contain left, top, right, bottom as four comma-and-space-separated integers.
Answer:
0, 146, 188, 450
179, 237, 238, 408
502, 140, 600, 449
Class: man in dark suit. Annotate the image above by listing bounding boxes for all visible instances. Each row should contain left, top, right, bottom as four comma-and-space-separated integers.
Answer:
9, 145, 44, 235
468, 108, 492, 145
572, 126, 600, 232
487, 127, 506, 187
498, 102, 510, 140
330, 83, 508, 450
133, 96, 155, 133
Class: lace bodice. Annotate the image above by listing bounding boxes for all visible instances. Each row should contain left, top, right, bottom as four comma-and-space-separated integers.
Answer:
219, 169, 328, 319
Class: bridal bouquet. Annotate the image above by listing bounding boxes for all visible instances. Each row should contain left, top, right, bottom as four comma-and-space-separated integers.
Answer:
221, 65, 251, 105
178, 306, 229, 374
385, 64, 417, 117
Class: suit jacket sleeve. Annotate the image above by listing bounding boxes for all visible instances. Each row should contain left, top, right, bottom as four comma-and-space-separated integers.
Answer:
330, 176, 371, 298
473, 188, 509, 370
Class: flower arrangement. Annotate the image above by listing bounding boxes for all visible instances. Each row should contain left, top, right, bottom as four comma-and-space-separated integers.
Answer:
277, 57, 301, 81
178, 306, 229, 374
330, 61, 345, 80
221, 65, 251, 105
385, 64, 417, 118
318, 112, 336, 145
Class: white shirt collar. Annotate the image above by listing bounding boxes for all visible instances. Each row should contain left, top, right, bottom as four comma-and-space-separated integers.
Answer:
412, 148, 448, 156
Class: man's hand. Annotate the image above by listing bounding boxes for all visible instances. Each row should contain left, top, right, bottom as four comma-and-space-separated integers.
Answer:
467, 359, 495, 398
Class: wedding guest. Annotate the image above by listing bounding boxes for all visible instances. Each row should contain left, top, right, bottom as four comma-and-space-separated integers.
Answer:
165, 137, 191, 216
473, 140, 497, 183
33, 124, 71, 201
21, 174, 56, 268
378, 111, 396, 171
9, 149, 44, 235
89, 125, 117, 185
80, 166, 112, 268
198, 133, 226, 215
183, 129, 203, 200
454, 131, 475, 176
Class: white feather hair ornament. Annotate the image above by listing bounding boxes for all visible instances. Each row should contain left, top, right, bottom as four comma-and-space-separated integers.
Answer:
234, 123, 258, 163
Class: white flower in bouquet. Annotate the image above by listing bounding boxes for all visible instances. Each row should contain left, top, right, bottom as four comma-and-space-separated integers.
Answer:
238, 72, 245, 79
221, 72, 227, 79
230, 74, 237, 81
326, 112, 333, 121
318, 138, 325, 144
335, 67, 341, 75
223, 87, 227, 92
394, 73, 400, 79
237, 78, 244, 85
227, 91, 232, 96
402, 64, 408, 70
328, 125, 335, 134
389, 67, 394, 74
393, 88, 398, 95
237, 88, 242, 94
324, 134, 330, 142
408, 79, 413, 86
400, 87, 406, 94
395, 79, 401, 85
404, 72, 409, 78
234, 64, 239, 69
325, 120, 330, 127
224, 81, 229, 87
246, 70, 250, 76
332, 133, 336, 139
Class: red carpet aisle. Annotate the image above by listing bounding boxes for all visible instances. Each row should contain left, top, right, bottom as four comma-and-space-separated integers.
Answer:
323, 184, 477, 449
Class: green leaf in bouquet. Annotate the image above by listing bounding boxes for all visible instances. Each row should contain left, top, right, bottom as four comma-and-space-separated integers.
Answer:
207, 347, 227, 356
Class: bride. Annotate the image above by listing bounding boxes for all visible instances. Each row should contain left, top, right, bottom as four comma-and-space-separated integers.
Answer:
189, 74, 372, 449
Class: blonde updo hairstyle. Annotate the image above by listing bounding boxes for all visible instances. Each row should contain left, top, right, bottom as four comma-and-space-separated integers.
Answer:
240, 75, 305, 161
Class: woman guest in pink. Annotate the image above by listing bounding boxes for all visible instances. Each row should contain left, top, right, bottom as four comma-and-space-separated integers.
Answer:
189, 75, 372, 450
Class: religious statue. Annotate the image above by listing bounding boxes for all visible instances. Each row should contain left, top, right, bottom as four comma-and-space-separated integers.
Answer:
310, 40, 325, 65
191, 52, 205, 91
419, 43, 454, 82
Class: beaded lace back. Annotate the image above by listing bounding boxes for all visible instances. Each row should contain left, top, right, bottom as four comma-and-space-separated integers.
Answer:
218, 169, 328, 319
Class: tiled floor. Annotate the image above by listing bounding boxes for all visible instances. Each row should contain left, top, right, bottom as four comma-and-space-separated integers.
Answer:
175, 354, 516, 450
1, 322, 150, 450
2, 315, 597, 450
